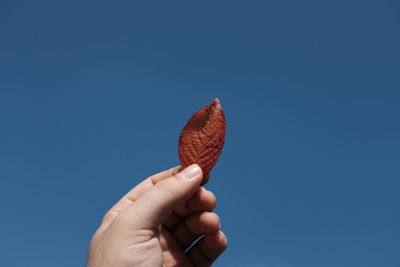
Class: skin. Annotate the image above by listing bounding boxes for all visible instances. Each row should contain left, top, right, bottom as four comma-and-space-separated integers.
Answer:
87, 164, 227, 267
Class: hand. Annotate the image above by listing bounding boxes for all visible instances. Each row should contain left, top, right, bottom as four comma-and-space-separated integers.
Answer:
87, 164, 227, 267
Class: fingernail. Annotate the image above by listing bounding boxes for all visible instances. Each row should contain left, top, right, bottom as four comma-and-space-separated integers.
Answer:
179, 164, 202, 179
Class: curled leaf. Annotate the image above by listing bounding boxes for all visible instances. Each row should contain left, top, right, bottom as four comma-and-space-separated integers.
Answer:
178, 98, 226, 183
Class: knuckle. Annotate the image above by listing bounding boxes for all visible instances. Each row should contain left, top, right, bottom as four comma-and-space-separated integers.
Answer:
102, 210, 118, 222
153, 180, 174, 199
154, 176, 180, 196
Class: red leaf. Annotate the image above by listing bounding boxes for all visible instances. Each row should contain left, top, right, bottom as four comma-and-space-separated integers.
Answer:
178, 98, 226, 183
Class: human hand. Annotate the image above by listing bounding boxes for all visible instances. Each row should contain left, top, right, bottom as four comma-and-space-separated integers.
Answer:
87, 164, 227, 267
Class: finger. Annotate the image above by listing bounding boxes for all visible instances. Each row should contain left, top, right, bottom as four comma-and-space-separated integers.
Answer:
188, 188, 216, 213
149, 165, 182, 184
102, 165, 181, 227
124, 165, 182, 202
163, 188, 216, 229
171, 212, 220, 250
117, 164, 203, 229
176, 187, 216, 217
187, 231, 228, 267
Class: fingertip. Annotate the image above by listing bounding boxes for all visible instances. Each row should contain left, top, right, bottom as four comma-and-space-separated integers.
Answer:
204, 189, 217, 210
185, 211, 221, 235
202, 230, 228, 254
202, 212, 221, 232
208, 231, 228, 250
200, 212, 221, 233
177, 164, 203, 181
188, 187, 217, 212
219, 230, 228, 248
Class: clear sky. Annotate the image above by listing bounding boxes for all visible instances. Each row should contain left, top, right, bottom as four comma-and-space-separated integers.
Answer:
1, 1, 399, 266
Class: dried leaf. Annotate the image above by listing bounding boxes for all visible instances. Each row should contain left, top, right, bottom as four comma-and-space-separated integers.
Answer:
178, 98, 226, 183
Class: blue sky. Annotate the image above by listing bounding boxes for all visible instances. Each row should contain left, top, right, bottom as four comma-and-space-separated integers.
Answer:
1, 1, 399, 266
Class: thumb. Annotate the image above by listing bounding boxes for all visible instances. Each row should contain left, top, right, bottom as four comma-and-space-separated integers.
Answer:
119, 164, 203, 228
